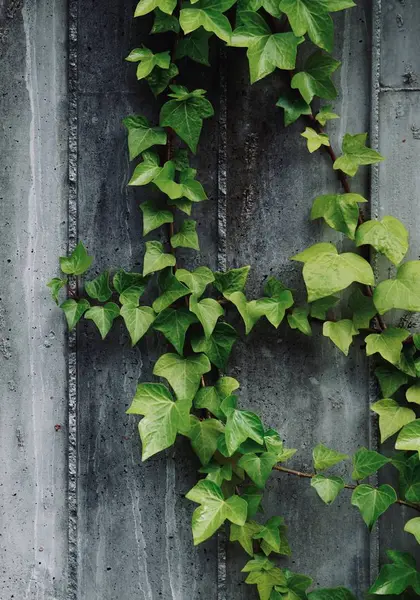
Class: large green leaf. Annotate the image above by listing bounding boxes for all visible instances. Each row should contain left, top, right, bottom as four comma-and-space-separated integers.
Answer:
355, 216, 409, 266
175, 266, 215, 295
223, 402, 265, 456
153, 307, 198, 354
120, 304, 155, 345
351, 484, 396, 529
179, 0, 235, 43
153, 352, 211, 400
186, 480, 247, 544
369, 550, 420, 595
310, 193, 367, 239
396, 420, 420, 457
291, 51, 340, 104
140, 199, 173, 235
371, 399, 416, 443
143, 241, 176, 276
365, 327, 410, 365
311, 474, 344, 505
85, 271, 112, 302
152, 268, 190, 313
84, 303, 120, 339
188, 415, 225, 464
313, 443, 348, 471
60, 241, 93, 276
333, 133, 384, 177
123, 115, 167, 160
191, 321, 238, 369
238, 452, 278, 488
322, 319, 358, 356
373, 261, 420, 315
128, 151, 162, 186
190, 295, 224, 337
60, 299, 90, 331
351, 447, 390, 481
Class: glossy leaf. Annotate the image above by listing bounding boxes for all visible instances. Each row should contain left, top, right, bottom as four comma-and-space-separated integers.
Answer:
123, 115, 166, 160
351, 447, 390, 481
179, 0, 236, 43
313, 443, 348, 471
276, 92, 311, 127
176, 29, 212, 65
153, 307, 198, 354
351, 484, 396, 529
311, 474, 344, 505
120, 304, 155, 345
60, 299, 90, 331
214, 266, 251, 298
47, 277, 66, 304
301, 127, 330, 153
287, 307, 312, 335
140, 200, 173, 235
191, 322, 237, 369
238, 452, 278, 488
153, 352, 211, 400
84, 303, 120, 339
113, 270, 148, 305
152, 268, 190, 313
355, 216, 409, 266
143, 240, 176, 276
310, 193, 367, 240
190, 295, 224, 337
171, 219, 200, 250
291, 51, 340, 104
188, 415, 225, 464
175, 266, 215, 295
333, 133, 384, 177
59, 241, 93, 276
85, 271, 112, 302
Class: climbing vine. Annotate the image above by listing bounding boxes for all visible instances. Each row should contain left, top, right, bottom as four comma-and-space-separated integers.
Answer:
49, 1, 420, 597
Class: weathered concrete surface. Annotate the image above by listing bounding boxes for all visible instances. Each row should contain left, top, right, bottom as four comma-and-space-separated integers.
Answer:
0, 1, 69, 599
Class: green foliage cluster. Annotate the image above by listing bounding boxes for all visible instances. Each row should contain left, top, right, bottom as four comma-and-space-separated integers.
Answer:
48, 1, 420, 598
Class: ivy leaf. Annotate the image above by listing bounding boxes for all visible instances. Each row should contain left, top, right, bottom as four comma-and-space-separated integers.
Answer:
230, 291, 267, 334
374, 261, 420, 315
291, 51, 340, 105
301, 127, 330, 153
255, 282, 294, 328
191, 322, 237, 369
47, 277, 67, 304
310, 296, 339, 320
369, 550, 420, 595
84, 303, 120, 339
120, 304, 155, 345
375, 365, 409, 398
151, 9, 180, 33
190, 295, 224, 337
310, 193, 367, 240
396, 420, 420, 457
147, 63, 179, 95
59, 241, 93, 276
365, 327, 410, 365
85, 271, 112, 302
143, 241, 176, 276
279, 0, 355, 52
128, 151, 162, 186
404, 517, 420, 544
123, 115, 167, 160
126, 47, 171, 80
395, 454, 420, 503
230, 12, 304, 83
313, 443, 348, 471
140, 200, 173, 235
351, 447, 390, 480
371, 399, 416, 443
242, 556, 286, 600
292, 243, 374, 302
153, 307, 198, 354
238, 452, 278, 488
214, 266, 251, 298
194, 376, 240, 418
276, 93, 311, 127
308, 588, 356, 600
287, 307, 312, 336
179, 0, 235, 43
407, 384, 420, 405
200, 462, 233, 486
171, 219, 200, 250
315, 105, 339, 126
188, 415, 225, 464
186, 480, 247, 544
153, 352, 211, 400
152, 268, 190, 313
113, 270, 148, 305
348, 288, 376, 330
176, 29, 212, 66
134, 0, 177, 16
351, 484, 397, 529
311, 474, 345, 505
322, 319, 358, 356
355, 216, 409, 266
264, 430, 296, 462
127, 383, 189, 460
230, 520, 262, 556
255, 516, 291, 557
60, 299, 90, 331
242, 486, 264, 519
280, 569, 313, 600
333, 133, 385, 177
175, 266, 215, 295
223, 403, 265, 456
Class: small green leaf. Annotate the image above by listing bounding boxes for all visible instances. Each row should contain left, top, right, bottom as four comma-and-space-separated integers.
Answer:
407, 384, 420, 405
374, 261, 420, 315
333, 133, 384, 177
123, 115, 167, 160
323, 319, 358, 356
152, 268, 190, 313
147, 63, 179, 96
143, 241, 176, 276
191, 322, 237, 368
310, 296, 339, 320
311, 193, 367, 240
194, 386, 224, 418
126, 47, 171, 80
315, 105, 339, 126
151, 9, 180, 33
396, 420, 420, 457
369, 550, 420, 595
375, 365, 409, 398
313, 443, 348, 471
176, 28, 212, 66
238, 452, 278, 488
276, 92, 311, 127
175, 266, 215, 295
113, 270, 148, 305
405, 517, 420, 544
140, 200, 173, 235
371, 399, 416, 443
128, 151, 162, 186
242, 555, 286, 600
365, 327, 410, 365
311, 474, 344, 505
190, 295, 224, 338
47, 277, 67, 304
355, 216, 409, 266
351, 447, 390, 480
84, 303, 120, 339
224, 405, 264, 456
188, 415, 225, 464
85, 271, 112, 302
242, 486, 264, 519
214, 266, 251, 298
301, 127, 330, 153
179, 0, 235, 44
200, 462, 232, 486
153, 352, 211, 400
229, 291, 267, 334
287, 307, 312, 336
255, 288, 294, 328
348, 288, 377, 329
291, 51, 340, 104
60, 299, 90, 331
171, 219, 200, 250
153, 307, 198, 354
134, 0, 177, 16
264, 430, 296, 462
120, 304, 155, 345
351, 484, 396, 529
60, 241, 93, 276
230, 520, 262, 556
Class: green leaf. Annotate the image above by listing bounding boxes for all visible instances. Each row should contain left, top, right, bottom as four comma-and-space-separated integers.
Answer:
255, 283, 294, 328
214, 266, 251, 298
323, 319, 358, 356
310, 296, 339, 320
134, 0, 177, 16
242, 486, 264, 518
333, 133, 385, 177
113, 270, 148, 305
127, 383, 190, 460
308, 588, 356, 600
179, 0, 235, 43
348, 288, 376, 329
47, 277, 67, 304
279, 0, 355, 52
264, 430, 296, 462
171, 219, 200, 250
140, 200, 173, 235
188, 415, 225, 464
230, 12, 304, 83
301, 127, 330, 153
315, 105, 339, 126
153, 352, 211, 400
85, 271, 112, 302
375, 365, 409, 398
59, 241, 93, 276
175, 266, 215, 295
374, 261, 420, 315
351, 484, 397, 529
310, 193, 367, 240
200, 462, 233, 486
230, 520, 262, 556
371, 399, 416, 443
291, 51, 340, 104
190, 295, 224, 337
313, 443, 348, 471
224, 406, 264, 456
191, 322, 237, 368
147, 62, 179, 95
186, 480, 247, 544
292, 243, 374, 302
238, 452, 278, 488
254, 516, 291, 557
152, 268, 190, 313
407, 384, 420, 405
369, 550, 420, 595
355, 216, 409, 266
84, 303, 120, 339
126, 47, 171, 80
160, 86, 214, 153
242, 556, 286, 600
194, 376, 240, 418
365, 327, 410, 365
120, 304, 155, 345
287, 307, 312, 336
151, 9, 180, 33
123, 115, 167, 160
60, 299, 90, 331
276, 92, 311, 127
396, 420, 420, 457
311, 474, 344, 504
351, 447, 390, 480
153, 307, 198, 354
143, 240, 176, 276
128, 151, 162, 186
230, 291, 268, 334
176, 28, 212, 65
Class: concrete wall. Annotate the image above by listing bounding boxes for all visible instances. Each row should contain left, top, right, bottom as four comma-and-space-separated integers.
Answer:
0, 1, 419, 598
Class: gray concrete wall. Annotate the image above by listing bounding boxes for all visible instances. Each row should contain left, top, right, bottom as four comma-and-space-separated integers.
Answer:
0, 0, 419, 599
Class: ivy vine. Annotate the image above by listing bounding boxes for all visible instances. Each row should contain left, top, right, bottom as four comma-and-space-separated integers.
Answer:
49, 1, 420, 598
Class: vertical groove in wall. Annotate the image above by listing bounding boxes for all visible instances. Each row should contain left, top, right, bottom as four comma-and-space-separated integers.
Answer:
369, 0, 382, 587
67, 0, 78, 597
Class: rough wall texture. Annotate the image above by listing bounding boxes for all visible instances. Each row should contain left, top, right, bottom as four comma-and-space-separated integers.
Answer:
0, 1, 419, 599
